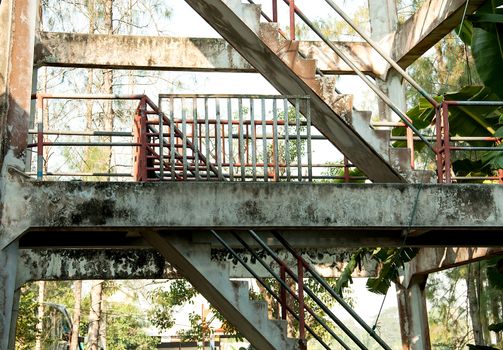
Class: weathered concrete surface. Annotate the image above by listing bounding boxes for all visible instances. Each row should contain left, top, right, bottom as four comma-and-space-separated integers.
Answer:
142, 231, 299, 350
3, 175, 502, 248
0, 242, 19, 350
389, 0, 485, 69
0, 0, 37, 348
396, 275, 431, 350
402, 247, 503, 288
34, 32, 377, 75
16, 249, 176, 286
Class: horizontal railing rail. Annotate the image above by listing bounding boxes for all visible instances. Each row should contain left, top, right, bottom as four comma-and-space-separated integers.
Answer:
28, 93, 363, 183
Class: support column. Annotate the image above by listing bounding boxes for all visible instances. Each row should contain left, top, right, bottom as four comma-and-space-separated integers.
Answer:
0, 241, 20, 350
396, 274, 431, 350
368, 0, 406, 121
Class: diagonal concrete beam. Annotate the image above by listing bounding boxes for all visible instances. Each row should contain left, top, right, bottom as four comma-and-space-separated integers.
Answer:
389, 0, 486, 70
401, 247, 503, 288
34, 32, 375, 75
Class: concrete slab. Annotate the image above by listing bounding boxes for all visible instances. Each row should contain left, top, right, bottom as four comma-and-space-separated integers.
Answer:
4, 173, 502, 248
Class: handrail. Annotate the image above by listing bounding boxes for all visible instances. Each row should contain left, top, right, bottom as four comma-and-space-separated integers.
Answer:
323, 0, 439, 108
279, 0, 435, 151
229, 231, 349, 350
245, 231, 370, 349
210, 230, 336, 350
272, 230, 393, 350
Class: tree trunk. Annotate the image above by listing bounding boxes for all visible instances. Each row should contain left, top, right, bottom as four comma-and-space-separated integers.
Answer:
102, 0, 114, 175
34, 281, 46, 350
86, 281, 103, 350
467, 264, 484, 345
70, 280, 82, 350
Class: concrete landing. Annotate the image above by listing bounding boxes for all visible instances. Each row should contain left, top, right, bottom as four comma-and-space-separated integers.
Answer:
4, 172, 502, 249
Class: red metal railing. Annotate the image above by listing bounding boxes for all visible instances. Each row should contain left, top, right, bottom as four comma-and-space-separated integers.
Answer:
211, 229, 393, 350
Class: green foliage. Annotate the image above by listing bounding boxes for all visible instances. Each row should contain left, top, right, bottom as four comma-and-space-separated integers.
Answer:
394, 85, 503, 173
366, 248, 418, 295
16, 285, 39, 350
336, 248, 418, 296
468, 0, 503, 99
148, 279, 197, 331
106, 302, 159, 350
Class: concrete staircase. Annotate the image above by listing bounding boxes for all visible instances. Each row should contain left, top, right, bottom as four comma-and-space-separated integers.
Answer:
142, 231, 300, 350
185, 0, 435, 183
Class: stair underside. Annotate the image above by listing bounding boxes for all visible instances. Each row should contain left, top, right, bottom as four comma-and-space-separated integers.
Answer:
185, 0, 405, 183
142, 231, 299, 350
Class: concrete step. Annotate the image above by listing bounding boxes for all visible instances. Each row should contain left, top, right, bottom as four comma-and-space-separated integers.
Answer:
186, 0, 405, 182
144, 232, 300, 350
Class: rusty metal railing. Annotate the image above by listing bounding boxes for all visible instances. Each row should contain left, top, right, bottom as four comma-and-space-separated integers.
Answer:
245, 0, 503, 184
211, 229, 393, 350
27, 93, 362, 182
152, 94, 361, 182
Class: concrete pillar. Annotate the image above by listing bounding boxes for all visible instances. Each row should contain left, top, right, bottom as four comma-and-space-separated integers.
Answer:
0, 0, 38, 166
396, 274, 431, 350
0, 241, 20, 350
368, 0, 406, 121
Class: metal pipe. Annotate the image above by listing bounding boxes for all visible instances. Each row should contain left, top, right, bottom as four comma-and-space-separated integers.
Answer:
280, 0, 434, 151
323, 0, 438, 108
272, 231, 393, 350
229, 231, 350, 350
239, 98, 246, 181
248, 230, 370, 350
28, 130, 133, 137
211, 230, 334, 350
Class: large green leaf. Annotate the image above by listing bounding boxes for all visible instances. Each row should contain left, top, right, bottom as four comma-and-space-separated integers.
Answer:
470, 0, 503, 98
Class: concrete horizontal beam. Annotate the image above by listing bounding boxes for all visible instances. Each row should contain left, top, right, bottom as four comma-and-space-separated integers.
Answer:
390, 0, 485, 69
16, 248, 175, 287
4, 170, 502, 248
402, 247, 503, 288
34, 32, 376, 75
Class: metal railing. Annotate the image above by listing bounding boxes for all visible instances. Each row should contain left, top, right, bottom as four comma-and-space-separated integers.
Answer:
150, 94, 363, 182
248, 0, 503, 183
27, 93, 365, 182
27, 93, 145, 180
211, 229, 393, 350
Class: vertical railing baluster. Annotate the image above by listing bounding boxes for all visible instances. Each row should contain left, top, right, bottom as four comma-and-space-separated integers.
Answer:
36, 95, 44, 180
182, 98, 188, 180
298, 257, 306, 349
262, 98, 268, 182
272, 0, 278, 22
273, 99, 280, 181
284, 98, 290, 181
216, 98, 222, 179
280, 263, 287, 321
250, 99, 257, 181
290, 0, 296, 40
295, 98, 301, 181
159, 99, 164, 181
239, 98, 245, 181
205, 98, 210, 180
306, 98, 312, 182
228, 98, 234, 181
170, 97, 176, 181
193, 97, 200, 180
